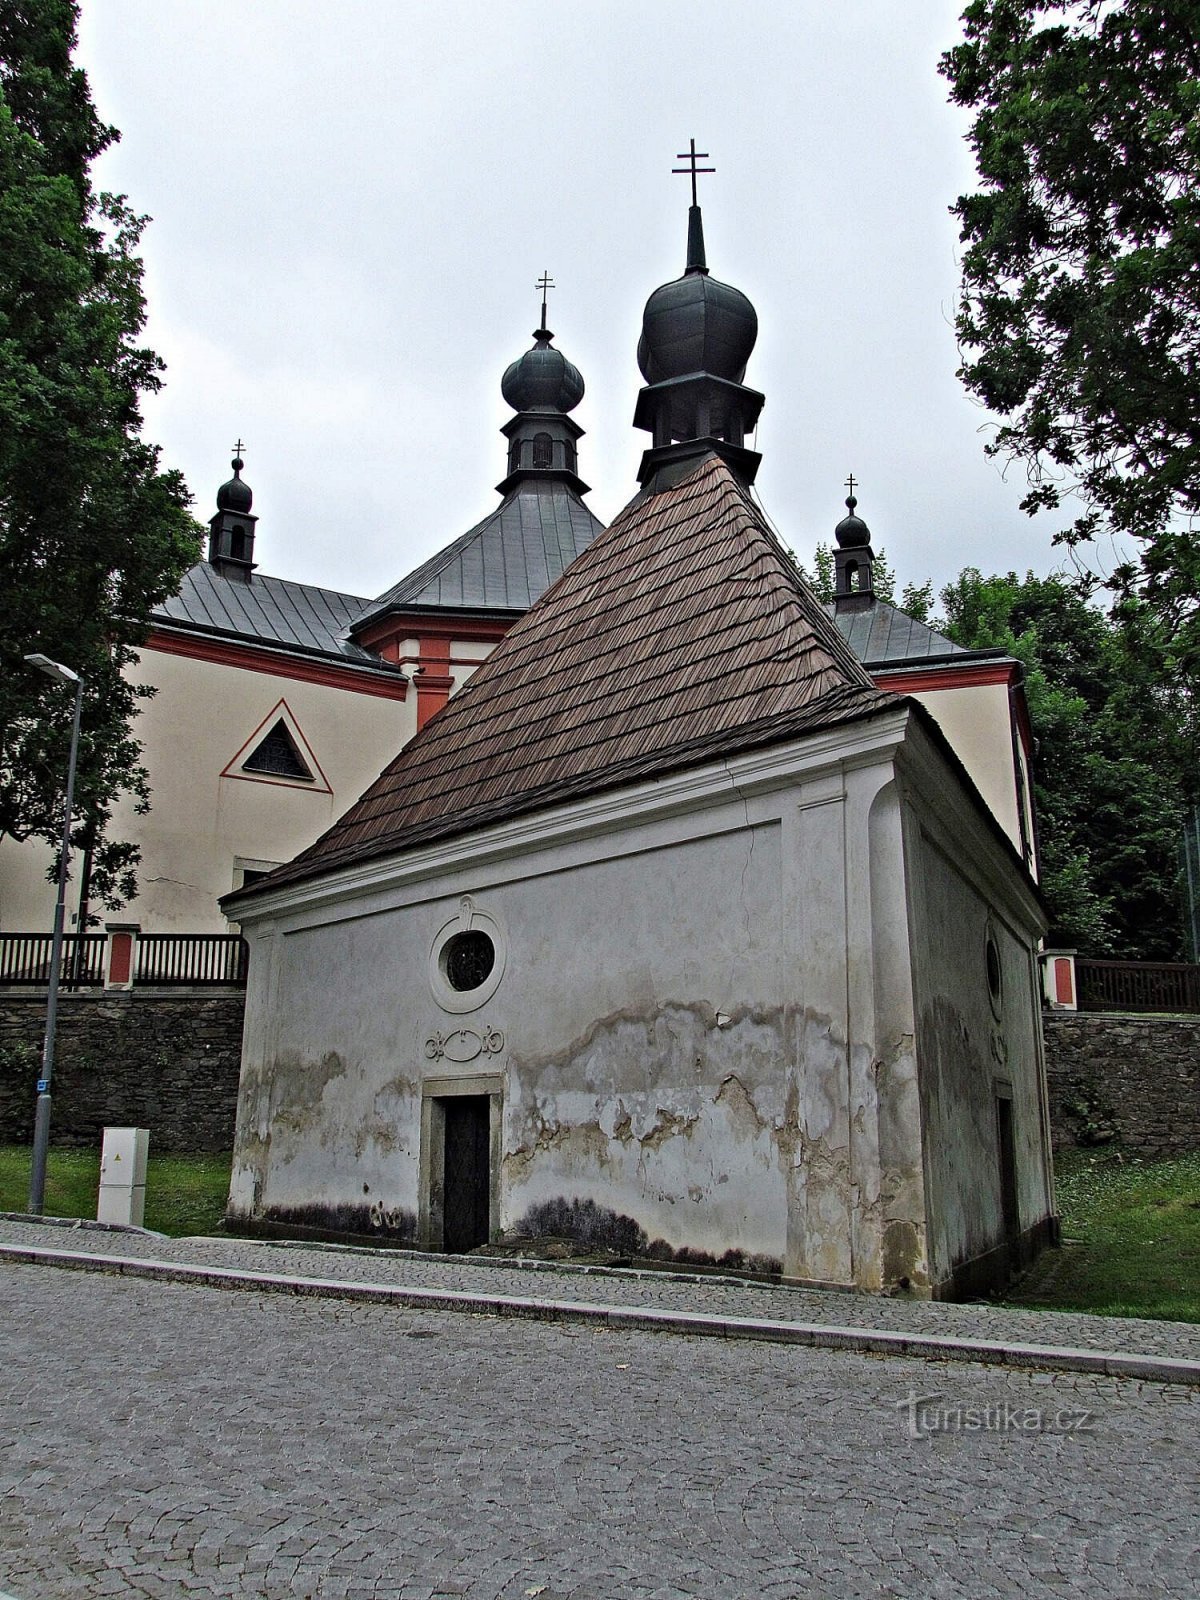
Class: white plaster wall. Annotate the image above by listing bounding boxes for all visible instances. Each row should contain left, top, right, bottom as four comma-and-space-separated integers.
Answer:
909, 683, 1024, 853
0, 647, 412, 934
899, 730, 1052, 1289
229, 714, 935, 1289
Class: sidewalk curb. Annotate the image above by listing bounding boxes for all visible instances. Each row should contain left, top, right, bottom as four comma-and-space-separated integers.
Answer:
4, 1240, 1198, 1386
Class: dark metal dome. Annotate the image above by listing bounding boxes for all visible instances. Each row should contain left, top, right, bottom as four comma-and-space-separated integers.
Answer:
835, 495, 871, 549
216, 457, 253, 514
637, 271, 757, 386
502, 330, 584, 414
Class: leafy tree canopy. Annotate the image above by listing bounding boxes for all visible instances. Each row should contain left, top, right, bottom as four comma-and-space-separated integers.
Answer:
941, 1, 1200, 672
940, 567, 1195, 957
0, 0, 201, 911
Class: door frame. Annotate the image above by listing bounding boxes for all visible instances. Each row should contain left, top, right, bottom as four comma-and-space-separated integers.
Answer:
419, 1073, 503, 1251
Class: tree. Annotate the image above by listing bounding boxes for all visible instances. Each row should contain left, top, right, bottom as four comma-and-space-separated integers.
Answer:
795, 541, 937, 621
941, 2, 1200, 673
940, 567, 1195, 957
0, 1, 201, 912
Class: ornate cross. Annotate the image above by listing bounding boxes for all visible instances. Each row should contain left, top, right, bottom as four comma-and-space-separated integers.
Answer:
536, 271, 555, 331
673, 138, 715, 207
844, 471, 858, 500
232, 438, 246, 462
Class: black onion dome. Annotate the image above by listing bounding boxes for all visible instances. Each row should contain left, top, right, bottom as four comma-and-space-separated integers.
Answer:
501, 330, 585, 413
835, 495, 871, 549
216, 457, 253, 513
637, 271, 757, 386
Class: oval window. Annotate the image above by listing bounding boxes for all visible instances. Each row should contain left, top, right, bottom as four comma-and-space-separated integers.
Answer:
442, 929, 496, 993
986, 934, 1003, 1009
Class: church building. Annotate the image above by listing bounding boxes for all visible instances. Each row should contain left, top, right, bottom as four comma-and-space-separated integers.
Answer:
222, 189, 1055, 1298
0, 304, 604, 935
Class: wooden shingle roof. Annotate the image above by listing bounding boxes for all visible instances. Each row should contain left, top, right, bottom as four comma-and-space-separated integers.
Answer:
236, 455, 895, 898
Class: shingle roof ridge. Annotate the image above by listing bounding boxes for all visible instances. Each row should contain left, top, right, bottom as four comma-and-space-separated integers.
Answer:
234, 455, 892, 897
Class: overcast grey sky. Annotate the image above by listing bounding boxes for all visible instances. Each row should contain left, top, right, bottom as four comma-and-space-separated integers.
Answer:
75, 1, 1089, 603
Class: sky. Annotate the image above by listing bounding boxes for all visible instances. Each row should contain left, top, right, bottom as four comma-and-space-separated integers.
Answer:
74, 1, 1092, 604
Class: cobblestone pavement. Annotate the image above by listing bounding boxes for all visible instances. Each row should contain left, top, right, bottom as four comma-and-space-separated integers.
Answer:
1, 1260, 1197, 1599
1, 1217, 1197, 1364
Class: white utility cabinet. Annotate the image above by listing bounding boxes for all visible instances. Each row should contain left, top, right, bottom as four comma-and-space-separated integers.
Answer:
98, 1126, 150, 1227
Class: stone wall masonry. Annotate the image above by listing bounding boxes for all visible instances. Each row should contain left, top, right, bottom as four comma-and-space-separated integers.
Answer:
2, 992, 1194, 1161
0, 990, 245, 1153
1043, 1012, 1200, 1158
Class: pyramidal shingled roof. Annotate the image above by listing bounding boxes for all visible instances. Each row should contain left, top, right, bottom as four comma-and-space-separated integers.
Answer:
236, 455, 896, 899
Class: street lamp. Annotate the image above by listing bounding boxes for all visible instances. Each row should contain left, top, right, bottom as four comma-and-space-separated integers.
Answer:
24, 653, 84, 1215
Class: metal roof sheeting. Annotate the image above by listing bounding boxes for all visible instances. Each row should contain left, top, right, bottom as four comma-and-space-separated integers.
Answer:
250, 455, 894, 894
155, 562, 385, 667
353, 479, 604, 626
828, 600, 1000, 667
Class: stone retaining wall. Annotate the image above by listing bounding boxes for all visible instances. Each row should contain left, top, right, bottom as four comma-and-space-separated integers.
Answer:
1, 994, 1196, 1159
0, 991, 245, 1153
1043, 1012, 1200, 1157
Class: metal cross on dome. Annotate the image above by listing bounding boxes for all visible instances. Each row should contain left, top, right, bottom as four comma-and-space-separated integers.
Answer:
536, 271, 555, 332
844, 471, 858, 501
673, 138, 715, 207
232, 438, 246, 462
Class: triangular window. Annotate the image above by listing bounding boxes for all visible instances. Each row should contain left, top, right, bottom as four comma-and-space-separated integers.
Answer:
242, 720, 313, 781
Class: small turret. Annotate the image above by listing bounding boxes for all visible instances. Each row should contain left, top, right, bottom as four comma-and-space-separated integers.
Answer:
497, 272, 590, 496
633, 140, 764, 490
208, 444, 258, 583
833, 475, 876, 612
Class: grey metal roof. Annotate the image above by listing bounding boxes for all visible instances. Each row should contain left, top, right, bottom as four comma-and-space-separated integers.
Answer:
827, 599, 998, 668
353, 478, 604, 629
153, 562, 391, 670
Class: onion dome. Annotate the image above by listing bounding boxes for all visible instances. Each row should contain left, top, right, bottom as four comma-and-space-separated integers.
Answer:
637, 207, 757, 386
835, 493, 871, 549
502, 329, 584, 414
216, 456, 253, 513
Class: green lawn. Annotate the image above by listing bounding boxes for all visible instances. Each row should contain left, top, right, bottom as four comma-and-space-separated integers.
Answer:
1006, 1150, 1200, 1323
0, 1146, 231, 1237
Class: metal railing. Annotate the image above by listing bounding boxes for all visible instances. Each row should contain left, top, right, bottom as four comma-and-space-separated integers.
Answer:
1076, 959, 1200, 1015
134, 933, 249, 986
0, 932, 105, 988
0, 930, 248, 988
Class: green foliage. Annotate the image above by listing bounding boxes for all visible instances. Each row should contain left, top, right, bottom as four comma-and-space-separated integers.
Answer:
0, 1145, 232, 1236
796, 541, 898, 605
941, 2, 1200, 672
941, 566, 1195, 955
1007, 1150, 1200, 1322
0, 1, 201, 910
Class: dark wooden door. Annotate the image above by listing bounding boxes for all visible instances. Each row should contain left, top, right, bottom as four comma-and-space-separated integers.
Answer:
996, 1096, 1020, 1241
442, 1095, 490, 1253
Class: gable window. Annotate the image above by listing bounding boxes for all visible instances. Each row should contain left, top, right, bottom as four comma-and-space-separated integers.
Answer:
243, 720, 314, 781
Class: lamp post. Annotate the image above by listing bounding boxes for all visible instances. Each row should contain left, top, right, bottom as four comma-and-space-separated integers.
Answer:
24, 654, 83, 1215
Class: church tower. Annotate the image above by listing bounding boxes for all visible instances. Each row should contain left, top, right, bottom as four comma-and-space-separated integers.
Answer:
633, 142, 764, 491
207, 447, 257, 583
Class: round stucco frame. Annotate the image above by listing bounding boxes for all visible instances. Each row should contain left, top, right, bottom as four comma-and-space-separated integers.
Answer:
428, 895, 507, 1014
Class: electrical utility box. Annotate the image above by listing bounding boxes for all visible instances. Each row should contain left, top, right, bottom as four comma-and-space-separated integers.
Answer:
98, 1126, 150, 1227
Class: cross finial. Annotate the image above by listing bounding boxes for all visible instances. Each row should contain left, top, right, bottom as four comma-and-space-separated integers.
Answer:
232, 438, 246, 468
536, 271, 555, 333
844, 471, 858, 506
673, 138, 715, 208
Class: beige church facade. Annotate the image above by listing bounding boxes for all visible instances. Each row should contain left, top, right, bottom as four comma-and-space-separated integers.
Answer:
223, 202, 1055, 1298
